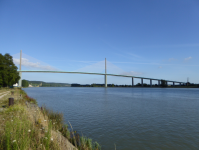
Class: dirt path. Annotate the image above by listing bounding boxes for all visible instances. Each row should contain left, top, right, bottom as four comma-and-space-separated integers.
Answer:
0, 91, 10, 99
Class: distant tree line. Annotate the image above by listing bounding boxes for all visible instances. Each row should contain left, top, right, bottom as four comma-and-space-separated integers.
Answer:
27, 80, 71, 87
71, 83, 132, 87
42, 83, 70, 87
24, 80, 199, 88
0, 53, 20, 88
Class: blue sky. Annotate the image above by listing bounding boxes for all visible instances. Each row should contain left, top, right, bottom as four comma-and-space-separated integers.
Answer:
0, 0, 199, 85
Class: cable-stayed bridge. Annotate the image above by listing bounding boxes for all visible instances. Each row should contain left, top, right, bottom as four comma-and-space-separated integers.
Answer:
18, 70, 186, 87
16, 50, 186, 87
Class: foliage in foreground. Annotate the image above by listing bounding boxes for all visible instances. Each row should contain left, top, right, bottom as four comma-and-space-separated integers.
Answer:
0, 105, 58, 150
0, 53, 20, 88
0, 89, 101, 150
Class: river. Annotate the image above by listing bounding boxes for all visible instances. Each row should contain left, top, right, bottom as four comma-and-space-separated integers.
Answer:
23, 87, 199, 150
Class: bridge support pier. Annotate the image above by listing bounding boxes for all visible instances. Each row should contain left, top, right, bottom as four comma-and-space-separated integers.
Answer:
132, 77, 134, 87
158, 80, 160, 86
105, 58, 107, 88
18, 72, 22, 87
173, 82, 175, 86
179, 83, 181, 86
141, 78, 143, 87
150, 79, 152, 87
105, 75, 107, 87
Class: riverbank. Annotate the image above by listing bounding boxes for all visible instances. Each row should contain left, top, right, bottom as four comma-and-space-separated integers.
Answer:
0, 88, 101, 150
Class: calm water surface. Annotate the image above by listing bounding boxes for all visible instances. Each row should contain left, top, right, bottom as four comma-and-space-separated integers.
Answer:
23, 87, 199, 150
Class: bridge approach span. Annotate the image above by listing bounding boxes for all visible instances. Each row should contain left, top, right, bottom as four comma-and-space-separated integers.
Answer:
18, 70, 186, 86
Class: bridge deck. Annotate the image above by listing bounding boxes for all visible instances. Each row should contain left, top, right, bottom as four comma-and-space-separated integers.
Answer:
17, 70, 186, 83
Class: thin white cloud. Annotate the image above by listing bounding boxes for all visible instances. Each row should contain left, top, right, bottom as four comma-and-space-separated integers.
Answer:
162, 58, 177, 62
129, 43, 199, 49
127, 53, 142, 58
99, 61, 199, 66
159, 66, 162, 69
13, 58, 58, 71
74, 61, 105, 73
73, 60, 144, 76
114, 53, 131, 59
70, 60, 99, 63
168, 58, 177, 61
114, 52, 143, 61
71, 60, 199, 67
110, 61, 160, 65
184, 57, 192, 61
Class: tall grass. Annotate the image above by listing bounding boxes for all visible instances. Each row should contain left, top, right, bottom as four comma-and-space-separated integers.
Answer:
0, 88, 101, 150
42, 105, 101, 150
0, 104, 59, 150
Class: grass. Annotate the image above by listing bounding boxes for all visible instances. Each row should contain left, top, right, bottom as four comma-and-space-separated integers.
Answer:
0, 88, 101, 150
0, 93, 59, 149
42, 105, 101, 150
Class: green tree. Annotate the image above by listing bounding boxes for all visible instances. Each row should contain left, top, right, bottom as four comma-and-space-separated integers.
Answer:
0, 53, 20, 87
22, 80, 29, 87
0, 75, 2, 88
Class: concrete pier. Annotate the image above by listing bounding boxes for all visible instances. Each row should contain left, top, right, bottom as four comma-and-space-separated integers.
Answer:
105, 75, 107, 87
132, 77, 134, 87
105, 58, 107, 88
173, 82, 175, 86
18, 72, 22, 87
158, 80, 160, 86
150, 79, 152, 87
141, 78, 143, 87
